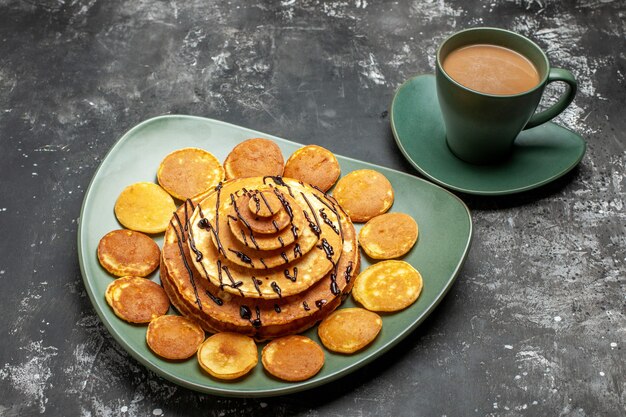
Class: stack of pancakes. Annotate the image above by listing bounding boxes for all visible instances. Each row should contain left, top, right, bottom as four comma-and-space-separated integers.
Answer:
160, 176, 360, 340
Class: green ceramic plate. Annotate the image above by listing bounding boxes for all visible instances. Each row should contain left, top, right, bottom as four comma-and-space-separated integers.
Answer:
391, 75, 586, 195
77, 115, 472, 397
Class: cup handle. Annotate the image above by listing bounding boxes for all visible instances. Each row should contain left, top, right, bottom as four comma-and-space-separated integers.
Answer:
523, 68, 577, 130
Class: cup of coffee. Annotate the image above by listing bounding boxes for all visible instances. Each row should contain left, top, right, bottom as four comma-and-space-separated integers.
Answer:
436, 27, 577, 164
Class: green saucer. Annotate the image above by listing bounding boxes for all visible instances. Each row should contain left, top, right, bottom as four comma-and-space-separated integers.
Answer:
390, 75, 586, 195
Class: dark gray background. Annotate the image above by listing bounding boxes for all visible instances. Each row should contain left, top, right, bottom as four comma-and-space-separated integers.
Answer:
0, 0, 624, 416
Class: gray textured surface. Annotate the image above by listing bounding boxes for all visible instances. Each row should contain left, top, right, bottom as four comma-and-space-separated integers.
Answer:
0, 0, 624, 416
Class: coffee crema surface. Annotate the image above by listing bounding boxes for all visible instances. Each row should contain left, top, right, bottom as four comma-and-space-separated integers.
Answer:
442, 44, 540, 95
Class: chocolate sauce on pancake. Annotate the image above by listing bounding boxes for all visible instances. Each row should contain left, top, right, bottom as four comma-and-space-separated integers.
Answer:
259, 191, 276, 214
170, 217, 203, 310
251, 306, 262, 328
319, 208, 339, 235
217, 261, 244, 296
205, 290, 223, 306
228, 248, 253, 265
272, 188, 294, 221
344, 261, 354, 283
330, 268, 340, 296
251, 276, 262, 296
230, 193, 260, 250
312, 193, 344, 242
263, 176, 295, 197
301, 192, 322, 237
271, 281, 282, 297
284, 267, 298, 282
240, 305, 252, 320
317, 238, 334, 261
251, 192, 261, 214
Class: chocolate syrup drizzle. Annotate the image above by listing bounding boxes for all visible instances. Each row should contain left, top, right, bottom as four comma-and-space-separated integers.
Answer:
294, 243, 302, 258
240, 305, 251, 319
216, 260, 244, 296
230, 193, 260, 250
284, 267, 298, 282
303, 211, 321, 237
310, 184, 342, 208
251, 192, 261, 214
211, 183, 227, 256
317, 238, 335, 260
271, 281, 282, 298
344, 261, 354, 284
274, 304, 282, 313
170, 216, 203, 310
300, 192, 322, 237
304, 187, 350, 298
319, 208, 340, 235
239, 229, 248, 246
330, 269, 340, 296
312, 193, 344, 242
239, 303, 263, 328
251, 276, 262, 296
262, 179, 303, 252
272, 188, 294, 222
258, 191, 275, 215
251, 306, 262, 328
184, 216, 204, 262
171, 199, 223, 309
303, 301, 311, 311
316, 237, 342, 296
198, 217, 210, 229
205, 290, 223, 306
228, 248, 253, 265
263, 176, 294, 198
315, 299, 327, 309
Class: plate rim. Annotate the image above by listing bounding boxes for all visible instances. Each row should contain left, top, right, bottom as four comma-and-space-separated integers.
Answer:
390, 74, 587, 196
77, 114, 473, 397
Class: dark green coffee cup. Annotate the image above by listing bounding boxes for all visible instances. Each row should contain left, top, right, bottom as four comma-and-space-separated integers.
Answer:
436, 27, 577, 164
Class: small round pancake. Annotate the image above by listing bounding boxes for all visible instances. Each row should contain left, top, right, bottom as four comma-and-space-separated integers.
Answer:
261, 335, 324, 381
114, 182, 176, 234
197, 332, 258, 380
359, 213, 418, 259
105, 277, 170, 323
97, 229, 160, 277
224, 138, 284, 179
318, 308, 382, 354
352, 261, 423, 312
146, 315, 205, 360
157, 147, 225, 200
248, 190, 282, 218
283, 145, 341, 192
332, 170, 394, 222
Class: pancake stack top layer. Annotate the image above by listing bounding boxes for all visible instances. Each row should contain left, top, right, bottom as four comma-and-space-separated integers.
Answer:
161, 176, 360, 340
